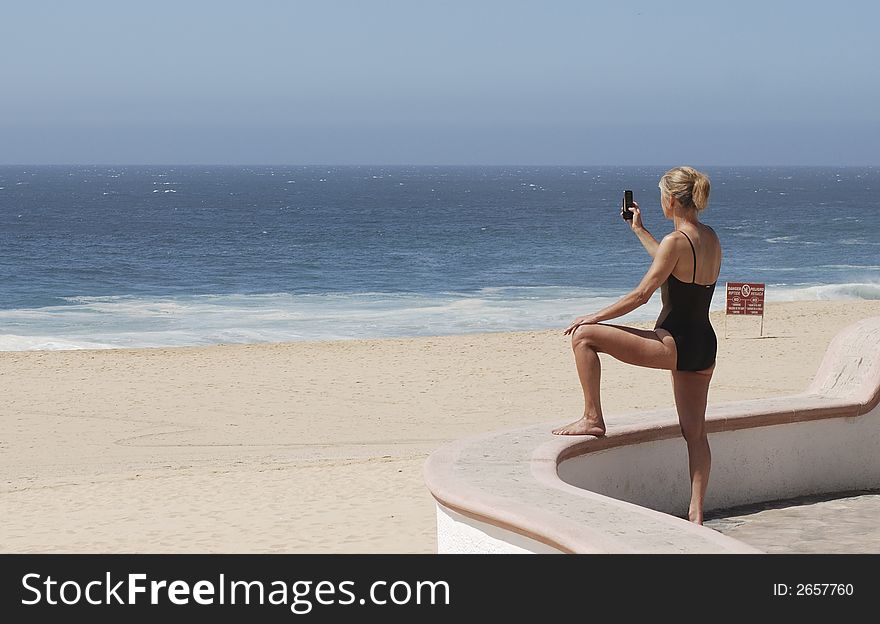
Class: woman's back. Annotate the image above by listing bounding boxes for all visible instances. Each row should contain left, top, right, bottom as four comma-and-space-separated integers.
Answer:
668, 223, 722, 287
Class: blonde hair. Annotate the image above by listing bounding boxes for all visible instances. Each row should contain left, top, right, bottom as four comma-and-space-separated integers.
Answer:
659, 166, 710, 212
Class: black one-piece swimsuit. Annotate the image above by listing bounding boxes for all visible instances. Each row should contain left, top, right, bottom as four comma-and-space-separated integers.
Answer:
654, 231, 717, 372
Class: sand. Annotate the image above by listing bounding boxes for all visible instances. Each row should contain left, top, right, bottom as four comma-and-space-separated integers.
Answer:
2, 299, 879, 553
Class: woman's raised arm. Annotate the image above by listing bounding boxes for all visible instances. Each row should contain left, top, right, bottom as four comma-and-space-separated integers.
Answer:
629, 203, 660, 258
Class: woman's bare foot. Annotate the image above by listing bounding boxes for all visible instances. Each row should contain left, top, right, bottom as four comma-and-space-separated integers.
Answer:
552, 416, 606, 436
688, 508, 703, 525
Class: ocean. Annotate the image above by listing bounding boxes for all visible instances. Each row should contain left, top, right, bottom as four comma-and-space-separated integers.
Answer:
1, 165, 878, 350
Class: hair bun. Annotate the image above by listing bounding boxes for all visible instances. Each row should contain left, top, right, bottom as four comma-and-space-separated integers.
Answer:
691, 172, 710, 211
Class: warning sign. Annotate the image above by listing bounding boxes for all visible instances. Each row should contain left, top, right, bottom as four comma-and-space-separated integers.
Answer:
726, 282, 765, 315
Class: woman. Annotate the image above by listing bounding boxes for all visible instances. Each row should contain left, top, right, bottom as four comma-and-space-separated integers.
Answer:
553, 166, 721, 525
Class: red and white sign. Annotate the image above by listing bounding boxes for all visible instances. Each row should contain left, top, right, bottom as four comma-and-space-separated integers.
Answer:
726, 282, 765, 316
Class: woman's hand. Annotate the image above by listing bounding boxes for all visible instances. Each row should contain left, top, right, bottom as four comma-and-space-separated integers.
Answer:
564, 314, 599, 335
629, 201, 644, 231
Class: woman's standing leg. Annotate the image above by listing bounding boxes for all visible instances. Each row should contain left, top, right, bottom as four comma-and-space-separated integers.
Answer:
671, 366, 714, 524
553, 324, 677, 435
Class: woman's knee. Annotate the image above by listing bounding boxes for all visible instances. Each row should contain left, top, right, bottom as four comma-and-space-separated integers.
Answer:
679, 419, 707, 444
571, 324, 599, 350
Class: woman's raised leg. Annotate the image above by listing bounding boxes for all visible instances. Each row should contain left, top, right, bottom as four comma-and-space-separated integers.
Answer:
553, 323, 677, 435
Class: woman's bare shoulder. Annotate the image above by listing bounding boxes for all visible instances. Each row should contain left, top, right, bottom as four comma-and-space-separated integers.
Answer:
662, 230, 690, 244
701, 223, 723, 261
703, 223, 720, 241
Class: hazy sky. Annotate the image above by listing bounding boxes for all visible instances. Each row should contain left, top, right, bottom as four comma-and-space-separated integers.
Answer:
2, 1, 878, 165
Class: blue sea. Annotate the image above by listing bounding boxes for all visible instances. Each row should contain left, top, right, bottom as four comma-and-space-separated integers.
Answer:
1, 165, 878, 350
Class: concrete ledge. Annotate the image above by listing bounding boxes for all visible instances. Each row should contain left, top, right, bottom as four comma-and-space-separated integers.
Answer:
424, 316, 880, 553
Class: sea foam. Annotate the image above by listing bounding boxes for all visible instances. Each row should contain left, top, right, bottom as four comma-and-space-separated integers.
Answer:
3, 280, 876, 352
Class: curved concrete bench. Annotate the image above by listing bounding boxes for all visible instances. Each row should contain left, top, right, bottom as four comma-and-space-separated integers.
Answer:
424, 316, 880, 553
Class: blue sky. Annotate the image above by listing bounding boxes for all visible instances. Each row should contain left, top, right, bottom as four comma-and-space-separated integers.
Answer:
1, 0, 878, 165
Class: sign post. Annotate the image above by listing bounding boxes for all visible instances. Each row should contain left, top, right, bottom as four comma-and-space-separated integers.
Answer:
725, 282, 766, 337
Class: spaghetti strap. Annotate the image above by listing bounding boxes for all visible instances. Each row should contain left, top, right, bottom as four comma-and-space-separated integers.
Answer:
679, 231, 697, 283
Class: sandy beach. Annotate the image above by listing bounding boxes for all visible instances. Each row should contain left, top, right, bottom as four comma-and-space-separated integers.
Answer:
2, 299, 879, 553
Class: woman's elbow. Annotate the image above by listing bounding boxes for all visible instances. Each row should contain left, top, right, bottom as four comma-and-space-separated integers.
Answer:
632, 288, 653, 306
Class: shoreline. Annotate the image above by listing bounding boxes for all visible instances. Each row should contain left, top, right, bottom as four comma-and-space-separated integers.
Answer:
2, 298, 880, 552
2, 298, 878, 355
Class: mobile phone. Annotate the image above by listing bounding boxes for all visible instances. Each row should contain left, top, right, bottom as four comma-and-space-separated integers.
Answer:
622, 190, 634, 220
